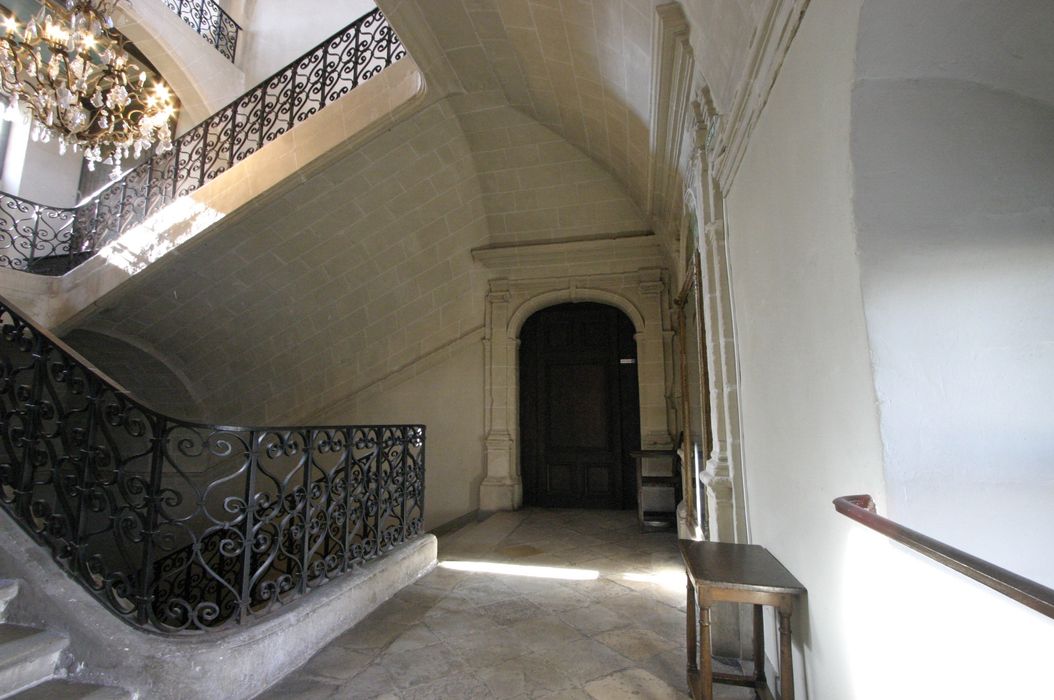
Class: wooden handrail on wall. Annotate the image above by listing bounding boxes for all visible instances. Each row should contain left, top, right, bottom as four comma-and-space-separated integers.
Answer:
833, 494, 1054, 620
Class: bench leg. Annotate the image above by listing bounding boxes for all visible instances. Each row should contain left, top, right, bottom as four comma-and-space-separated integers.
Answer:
753, 604, 766, 687
700, 605, 713, 700
686, 580, 698, 676
778, 611, 793, 700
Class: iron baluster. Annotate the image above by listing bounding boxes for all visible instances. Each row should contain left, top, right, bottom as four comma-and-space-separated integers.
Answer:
288, 62, 296, 133
374, 431, 382, 557
15, 332, 46, 523
320, 40, 329, 110
228, 106, 236, 169
340, 428, 353, 572
27, 205, 40, 270
239, 429, 259, 623
143, 157, 155, 220
199, 121, 209, 188
70, 373, 100, 581
171, 140, 181, 199
65, 209, 76, 272
113, 174, 127, 239
419, 427, 426, 535
386, 20, 394, 67
399, 427, 407, 542
89, 196, 101, 257
300, 430, 311, 594
353, 22, 362, 88
257, 85, 266, 153
137, 414, 167, 627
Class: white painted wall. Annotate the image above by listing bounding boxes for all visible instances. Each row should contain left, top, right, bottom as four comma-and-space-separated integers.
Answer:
237, 0, 378, 87
1, 119, 83, 207
722, 0, 888, 694
722, 0, 1054, 695
839, 522, 1054, 699
852, 0, 1054, 587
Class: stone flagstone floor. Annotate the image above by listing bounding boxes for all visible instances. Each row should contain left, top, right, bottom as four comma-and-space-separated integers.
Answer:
256, 509, 753, 699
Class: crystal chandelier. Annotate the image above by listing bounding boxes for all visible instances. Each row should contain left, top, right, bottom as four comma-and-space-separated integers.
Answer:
0, 0, 176, 178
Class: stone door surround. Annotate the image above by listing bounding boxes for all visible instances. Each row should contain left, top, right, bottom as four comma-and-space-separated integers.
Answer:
473, 236, 673, 512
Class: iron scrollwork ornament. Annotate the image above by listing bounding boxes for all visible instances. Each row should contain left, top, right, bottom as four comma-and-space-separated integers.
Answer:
0, 296, 425, 634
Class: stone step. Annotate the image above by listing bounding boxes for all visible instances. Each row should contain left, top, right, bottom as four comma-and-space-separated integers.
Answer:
0, 582, 18, 622
0, 625, 68, 698
9, 680, 131, 699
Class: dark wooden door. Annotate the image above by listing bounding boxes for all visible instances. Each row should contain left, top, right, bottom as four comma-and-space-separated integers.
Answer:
520, 303, 641, 509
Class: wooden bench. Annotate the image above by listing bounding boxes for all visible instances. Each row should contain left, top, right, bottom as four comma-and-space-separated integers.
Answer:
679, 540, 806, 700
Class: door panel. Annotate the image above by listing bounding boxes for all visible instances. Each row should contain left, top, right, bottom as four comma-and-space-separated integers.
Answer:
520, 303, 641, 509
545, 462, 576, 494
586, 465, 612, 495
546, 363, 610, 449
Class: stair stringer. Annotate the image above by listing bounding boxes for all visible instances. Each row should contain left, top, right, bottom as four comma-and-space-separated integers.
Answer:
0, 513, 437, 699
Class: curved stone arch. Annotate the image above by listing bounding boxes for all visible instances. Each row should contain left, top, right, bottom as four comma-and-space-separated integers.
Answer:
508, 288, 646, 339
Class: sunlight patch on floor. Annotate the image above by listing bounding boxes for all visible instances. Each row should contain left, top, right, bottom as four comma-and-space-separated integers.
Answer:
439, 560, 600, 580
621, 568, 685, 591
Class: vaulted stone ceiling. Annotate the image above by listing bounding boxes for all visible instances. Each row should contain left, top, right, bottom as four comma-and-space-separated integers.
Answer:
384, 0, 770, 214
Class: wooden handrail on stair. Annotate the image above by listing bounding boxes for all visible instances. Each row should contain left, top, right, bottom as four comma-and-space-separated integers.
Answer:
833, 494, 1054, 619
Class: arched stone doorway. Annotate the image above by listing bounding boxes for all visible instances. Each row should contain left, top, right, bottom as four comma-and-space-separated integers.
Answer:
476, 267, 673, 513
519, 302, 641, 509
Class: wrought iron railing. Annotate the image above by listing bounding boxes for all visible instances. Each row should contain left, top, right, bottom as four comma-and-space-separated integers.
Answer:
161, 0, 241, 62
0, 196, 76, 273
0, 294, 425, 634
0, 7, 404, 276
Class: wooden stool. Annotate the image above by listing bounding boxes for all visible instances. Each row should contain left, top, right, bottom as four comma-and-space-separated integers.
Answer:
679, 540, 806, 700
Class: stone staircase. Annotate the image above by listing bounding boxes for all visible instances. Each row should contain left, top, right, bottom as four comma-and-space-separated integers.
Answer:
0, 581, 129, 700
